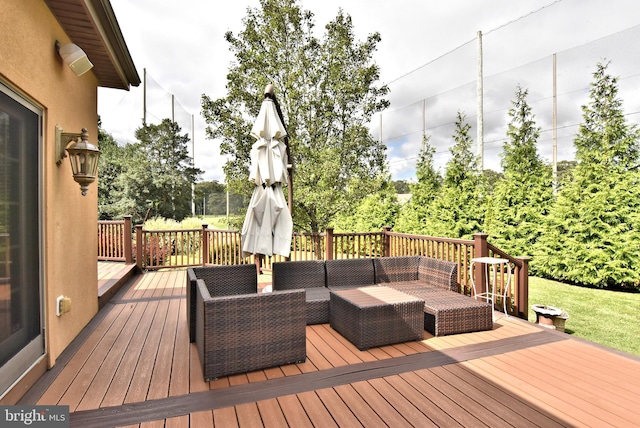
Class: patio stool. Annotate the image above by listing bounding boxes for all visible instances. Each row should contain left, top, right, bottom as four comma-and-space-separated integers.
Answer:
410, 289, 493, 336
329, 286, 424, 350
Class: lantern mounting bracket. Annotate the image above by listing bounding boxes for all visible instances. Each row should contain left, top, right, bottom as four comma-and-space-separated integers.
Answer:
55, 125, 83, 166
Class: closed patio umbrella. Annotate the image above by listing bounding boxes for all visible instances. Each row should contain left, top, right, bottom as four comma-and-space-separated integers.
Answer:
241, 84, 293, 258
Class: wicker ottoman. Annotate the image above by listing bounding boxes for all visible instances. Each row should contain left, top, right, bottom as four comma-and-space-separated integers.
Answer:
305, 287, 330, 324
410, 289, 493, 336
329, 286, 424, 350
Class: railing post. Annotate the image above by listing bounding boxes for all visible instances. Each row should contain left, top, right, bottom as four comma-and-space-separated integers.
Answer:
473, 233, 489, 295
201, 224, 209, 266
515, 256, 530, 319
325, 228, 334, 260
382, 226, 392, 257
123, 216, 133, 264
135, 225, 143, 270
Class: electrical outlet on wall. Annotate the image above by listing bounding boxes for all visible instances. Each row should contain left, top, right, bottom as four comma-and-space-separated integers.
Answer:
56, 295, 72, 316
56, 295, 64, 317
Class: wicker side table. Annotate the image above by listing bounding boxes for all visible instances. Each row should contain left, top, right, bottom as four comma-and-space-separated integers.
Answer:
329, 286, 424, 350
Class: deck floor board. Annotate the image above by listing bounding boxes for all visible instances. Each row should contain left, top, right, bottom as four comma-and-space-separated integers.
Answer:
21, 266, 640, 427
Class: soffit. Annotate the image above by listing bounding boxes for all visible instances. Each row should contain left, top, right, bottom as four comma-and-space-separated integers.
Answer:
44, 0, 140, 89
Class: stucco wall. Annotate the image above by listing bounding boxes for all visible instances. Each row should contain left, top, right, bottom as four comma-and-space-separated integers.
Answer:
1, 0, 100, 367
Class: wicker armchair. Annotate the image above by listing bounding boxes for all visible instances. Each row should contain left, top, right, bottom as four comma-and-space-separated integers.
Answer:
195, 279, 306, 380
186, 264, 258, 342
273, 260, 329, 324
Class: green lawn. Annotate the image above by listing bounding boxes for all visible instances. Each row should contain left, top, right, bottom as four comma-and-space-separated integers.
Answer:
528, 276, 640, 356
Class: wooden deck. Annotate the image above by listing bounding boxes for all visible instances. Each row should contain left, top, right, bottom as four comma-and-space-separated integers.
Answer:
20, 267, 640, 427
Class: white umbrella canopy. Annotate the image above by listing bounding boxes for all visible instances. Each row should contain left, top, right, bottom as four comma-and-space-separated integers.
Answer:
241, 85, 293, 258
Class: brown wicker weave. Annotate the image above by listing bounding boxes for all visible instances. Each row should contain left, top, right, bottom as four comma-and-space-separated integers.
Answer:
325, 258, 376, 289
187, 265, 258, 342
410, 289, 493, 336
273, 260, 329, 324
373, 256, 420, 283
195, 279, 306, 381
273, 260, 326, 289
375, 256, 491, 336
417, 257, 459, 292
329, 286, 424, 350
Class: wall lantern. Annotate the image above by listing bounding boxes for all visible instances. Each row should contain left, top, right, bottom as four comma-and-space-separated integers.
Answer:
55, 41, 93, 76
56, 128, 101, 196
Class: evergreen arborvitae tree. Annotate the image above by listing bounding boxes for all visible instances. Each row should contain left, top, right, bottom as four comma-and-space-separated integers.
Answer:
485, 85, 553, 264
424, 111, 485, 238
394, 135, 441, 233
535, 62, 640, 289
331, 180, 399, 232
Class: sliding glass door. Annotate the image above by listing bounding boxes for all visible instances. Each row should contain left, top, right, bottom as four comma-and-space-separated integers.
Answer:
0, 82, 43, 397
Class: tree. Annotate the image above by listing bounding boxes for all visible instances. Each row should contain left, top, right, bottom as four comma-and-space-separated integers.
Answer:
392, 180, 411, 194
98, 118, 126, 220
535, 62, 640, 289
423, 112, 485, 238
555, 159, 576, 188
331, 181, 399, 232
394, 135, 441, 233
107, 119, 202, 223
201, 0, 389, 232
484, 85, 553, 262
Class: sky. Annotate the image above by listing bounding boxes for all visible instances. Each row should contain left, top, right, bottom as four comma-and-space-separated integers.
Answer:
98, 0, 640, 183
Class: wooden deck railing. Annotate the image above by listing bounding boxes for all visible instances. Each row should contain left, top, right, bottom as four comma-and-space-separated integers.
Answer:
98, 216, 133, 263
103, 220, 529, 318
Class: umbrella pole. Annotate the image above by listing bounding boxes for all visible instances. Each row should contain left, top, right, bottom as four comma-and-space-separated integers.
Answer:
255, 254, 262, 275
269, 86, 293, 216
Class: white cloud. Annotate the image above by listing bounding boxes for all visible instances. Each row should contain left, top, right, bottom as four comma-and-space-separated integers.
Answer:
99, 0, 640, 182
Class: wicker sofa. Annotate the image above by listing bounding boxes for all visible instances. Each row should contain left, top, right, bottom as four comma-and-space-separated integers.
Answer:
374, 256, 493, 336
272, 260, 329, 324
194, 278, 306, 381
272, 256, 493, 336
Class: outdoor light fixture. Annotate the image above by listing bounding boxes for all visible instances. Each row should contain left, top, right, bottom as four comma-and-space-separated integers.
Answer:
55, 41, 93, 76
56, 127, 101, 196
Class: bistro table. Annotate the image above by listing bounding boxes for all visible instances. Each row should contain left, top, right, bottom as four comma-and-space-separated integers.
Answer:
470, 257, 511, 321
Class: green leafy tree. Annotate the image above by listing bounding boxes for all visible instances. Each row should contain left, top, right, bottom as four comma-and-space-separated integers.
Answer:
394, 135, 441, 233
98, 118, 126, 220
482, 169, 503, 194
392, 180, 411, 194
109, 119, 202, 223
535, 62, 640, 288
554, 159, 577, 189
195, 181, 225, 216
485, 85, 553, 262
201, 0, 389, 232
424, 112, 485, 238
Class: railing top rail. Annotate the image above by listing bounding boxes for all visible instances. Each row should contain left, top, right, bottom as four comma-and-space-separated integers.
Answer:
487, 243, 526, 269
384, 231, 474, 245
207, 228, 240, 233
331, 231, 383, 237
141, 228, 203, 233
98, 220, 126, 224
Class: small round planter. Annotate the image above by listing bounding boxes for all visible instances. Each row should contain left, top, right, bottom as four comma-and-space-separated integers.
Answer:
531, 304, 569, 332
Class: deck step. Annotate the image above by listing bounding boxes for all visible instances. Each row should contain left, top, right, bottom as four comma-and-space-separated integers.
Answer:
98, 263, 138, 308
